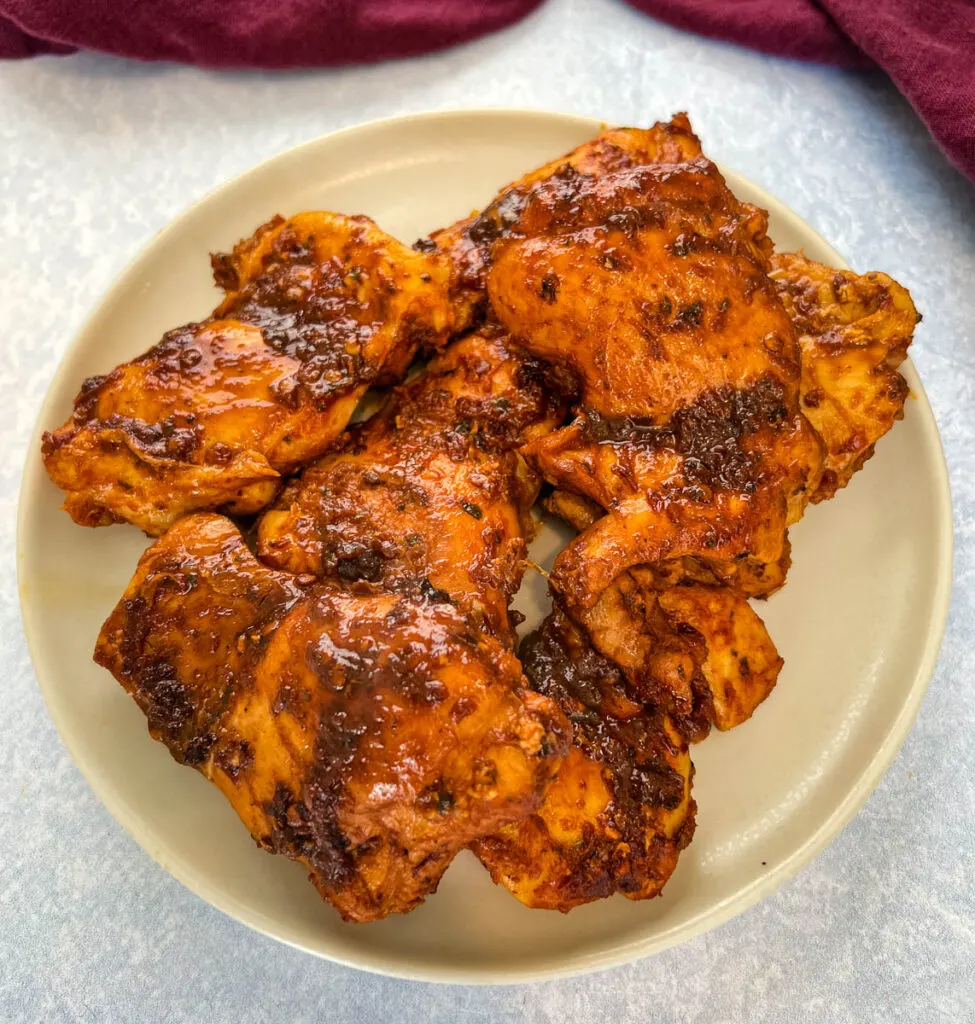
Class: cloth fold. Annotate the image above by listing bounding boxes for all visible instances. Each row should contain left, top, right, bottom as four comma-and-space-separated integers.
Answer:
2, 0, 972, 181
629, 0, 975, 181
0, 0, 544, 68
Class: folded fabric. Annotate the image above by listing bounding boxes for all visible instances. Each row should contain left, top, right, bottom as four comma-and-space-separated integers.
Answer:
628, 0, 871, 65
0, 0, 543, 66
2, 0, 972, 182
629, 0, 975, 181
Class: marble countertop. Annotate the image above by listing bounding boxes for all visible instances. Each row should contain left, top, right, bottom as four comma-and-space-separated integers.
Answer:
2, 0, 972, 1019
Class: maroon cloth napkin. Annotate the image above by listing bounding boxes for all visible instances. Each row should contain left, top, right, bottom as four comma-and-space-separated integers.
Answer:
629, 0, 975, 181
0, 0, 543, 66
2, 0, 972, 180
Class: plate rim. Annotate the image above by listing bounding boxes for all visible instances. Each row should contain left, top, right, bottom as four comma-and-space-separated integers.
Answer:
16, 107, 955, 985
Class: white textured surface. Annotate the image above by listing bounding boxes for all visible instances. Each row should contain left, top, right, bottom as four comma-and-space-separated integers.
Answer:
1, 0, 972, 1018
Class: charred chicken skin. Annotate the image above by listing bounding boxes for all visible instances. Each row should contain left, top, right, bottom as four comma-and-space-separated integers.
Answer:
476, 117, 823, 614
44, 213, 453, 535
421, 115, 706, 331
473, 606, 694, 911
257, 329, 571, 641
95, 514, 569, 922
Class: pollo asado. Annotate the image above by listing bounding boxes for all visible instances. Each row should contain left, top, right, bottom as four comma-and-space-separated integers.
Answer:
49, 114, 920, 922
95, 512, 569, 923
483, 118, 825, 613
43, 212, 453, 534
428, 112, 915, 699
256, 327, 572, 642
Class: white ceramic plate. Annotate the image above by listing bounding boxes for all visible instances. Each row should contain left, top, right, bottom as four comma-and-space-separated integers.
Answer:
18, 110, 952, 984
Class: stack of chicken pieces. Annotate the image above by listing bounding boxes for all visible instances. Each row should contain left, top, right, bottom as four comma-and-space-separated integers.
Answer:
43, 115, 919, 921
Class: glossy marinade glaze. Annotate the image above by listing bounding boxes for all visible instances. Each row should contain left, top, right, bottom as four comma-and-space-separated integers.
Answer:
51, 112, 919, 924
257, 328, 573, 642
43, 212, 453, 534
95, 514, 569, 922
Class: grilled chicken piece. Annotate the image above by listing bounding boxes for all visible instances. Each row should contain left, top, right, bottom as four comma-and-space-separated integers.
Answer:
257, 329, 571, 641
474, 574, 779, 911
419, 114, 706, 331
477, 114, 823, 613
578, 571, 782, 738
769, 251, 916, 502
473, 607, 695, 911
43, 212, 453, 534
95, 514, 568, 922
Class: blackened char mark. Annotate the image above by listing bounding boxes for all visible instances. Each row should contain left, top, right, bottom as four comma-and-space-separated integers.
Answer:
519, 610, 688, 845
581, 376, 789, 493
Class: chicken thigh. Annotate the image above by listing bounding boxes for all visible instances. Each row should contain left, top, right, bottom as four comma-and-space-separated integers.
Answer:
95, 514, 568, 922
484, 133, 822, 612
770, 251, 916, 502
257, 328, 571, 641
44, 213, 453, 534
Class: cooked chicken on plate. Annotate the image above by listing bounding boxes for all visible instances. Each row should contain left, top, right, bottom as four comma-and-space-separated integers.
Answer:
42, 111, 919, 920
478, 116, 823, 614
257, 327, 571, 641
474, 606, 694, 911
43, 213, 453, 534
770, 251, 916, 503
96, 513, 569, 922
